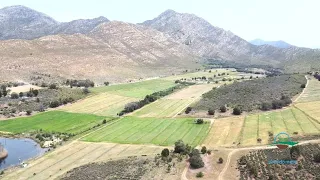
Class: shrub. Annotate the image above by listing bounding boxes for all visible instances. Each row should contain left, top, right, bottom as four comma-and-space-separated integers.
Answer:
185, 107, 192, 114
208, 108, 215, 115
218, 157, 224, 164
11, 92, 19, 99
83, 88, 90, 94
260, 102, 272, 111
290, 146, 300, 160
161, 148, 170, 157
300, 84, 306, 88
196, 172, 204, 178
174, 140, 186, 154
314, 153, 320, 163
233, 107, 242, 115
49, 84, 57, 89
26, 110, 32, 115
207, 150, 212, 155
189, 154, 204, 169
19, 92, 24, 97
102, 119, 107, 124
196, 119, 204, 124
104, 82, 110, 86
49, 100, 61, 108
11, 109, 16, 113
220, 106, 227, 113
201, 146, 207, 154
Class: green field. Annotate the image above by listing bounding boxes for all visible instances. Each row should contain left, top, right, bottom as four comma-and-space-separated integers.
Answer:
0, 111, 108, 134
240, 107, 320, 146
81, 117, 210, 147
91, 79, 176, 98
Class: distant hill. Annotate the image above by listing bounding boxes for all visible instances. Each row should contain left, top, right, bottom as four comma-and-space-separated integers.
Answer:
0, 5, 110, 40
250, 39, 292, 48
142, 10, 320, 72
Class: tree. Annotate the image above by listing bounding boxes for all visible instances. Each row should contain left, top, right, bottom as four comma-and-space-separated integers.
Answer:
174, 140, 186, 154
11, 92, 19, 99
218, 157, 224, 164
201, 146, 207, 154
233, 107, 242, 115
161, 148, 170, 157
208, 108, 215, 115
104, 82, 110, 86
19, 92, 24, 97
250, 76, 253, 79
185, 107, 192, 114
49, 100, 60, 108
189, 154, 204, 169
220, 106, 227, 113
102, 119, 107, 124
32, 89, 39, 96
196, 119, 204, 124
26, 110, 32, 115
49, 84, 57, 89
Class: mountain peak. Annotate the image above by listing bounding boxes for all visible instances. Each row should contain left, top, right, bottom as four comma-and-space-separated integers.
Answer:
250, 39, 292, 48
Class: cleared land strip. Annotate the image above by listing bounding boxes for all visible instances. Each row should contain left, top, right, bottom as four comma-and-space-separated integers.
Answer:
60, 93, 138, 116
2, 141, 164, 180
205, 107, 320, 147
81, 117, 210, 147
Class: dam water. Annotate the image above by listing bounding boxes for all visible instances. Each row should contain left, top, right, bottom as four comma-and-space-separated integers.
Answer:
0, 137, 46, 170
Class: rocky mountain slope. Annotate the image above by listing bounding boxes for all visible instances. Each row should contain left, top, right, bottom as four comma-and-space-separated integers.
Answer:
0, 5, 109, 40
0, 21, 198, 83
250, 39, 292, 48
142, 10, 320, 72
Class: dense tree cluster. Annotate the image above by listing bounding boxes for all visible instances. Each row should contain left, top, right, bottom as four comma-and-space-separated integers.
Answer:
65, 79, 95, 88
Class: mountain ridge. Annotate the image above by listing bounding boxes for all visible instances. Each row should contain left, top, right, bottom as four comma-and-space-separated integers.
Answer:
250, 39, 292, 48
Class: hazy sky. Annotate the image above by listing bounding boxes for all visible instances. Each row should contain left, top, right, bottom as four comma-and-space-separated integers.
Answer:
0, 0, 319, 48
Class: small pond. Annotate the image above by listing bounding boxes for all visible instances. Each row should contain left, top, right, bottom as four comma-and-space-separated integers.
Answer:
0, 137, 46, 170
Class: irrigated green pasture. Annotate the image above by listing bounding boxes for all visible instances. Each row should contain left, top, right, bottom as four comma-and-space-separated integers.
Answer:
0, 111, 108, 134
91, 79, 176, 98
81, 117, 210, 147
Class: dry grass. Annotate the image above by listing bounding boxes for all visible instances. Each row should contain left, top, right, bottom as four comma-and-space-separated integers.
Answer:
2, 141, 164, 180
8, 84, 42, 94
60, 93, 138, 116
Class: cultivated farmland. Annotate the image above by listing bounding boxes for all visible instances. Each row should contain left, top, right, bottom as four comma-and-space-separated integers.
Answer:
91, 79, 176, 98
1, 141, 164, 180
296, 76, 320, 102
205, 107, 320, 147
204, 116, 244, 147
295, 101, 320, 123
0, 111, 108, 134
81, 117, 210, 147
131, 84, 217, 118
60, 93, 138, 116
240, 108, 320, 146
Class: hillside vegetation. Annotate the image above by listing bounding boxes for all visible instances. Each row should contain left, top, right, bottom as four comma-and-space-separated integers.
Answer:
195, 74, 306, 111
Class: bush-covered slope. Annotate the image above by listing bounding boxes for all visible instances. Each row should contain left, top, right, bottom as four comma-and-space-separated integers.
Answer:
195, 74, 306, 111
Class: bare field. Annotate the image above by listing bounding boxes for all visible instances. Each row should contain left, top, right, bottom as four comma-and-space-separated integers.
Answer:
60, 93, 138, 116
203, 116, 244, 148
2, 141, 164, 180
8, 84, 42, 93
165, 84, 217, 100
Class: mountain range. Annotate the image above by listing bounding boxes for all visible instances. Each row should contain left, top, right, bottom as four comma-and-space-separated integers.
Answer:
0, 5, 319, 83
250, 39, 292, 48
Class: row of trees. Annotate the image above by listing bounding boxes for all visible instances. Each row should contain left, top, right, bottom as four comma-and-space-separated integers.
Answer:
65, 79, 95, 88
260, 95, 292, 111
